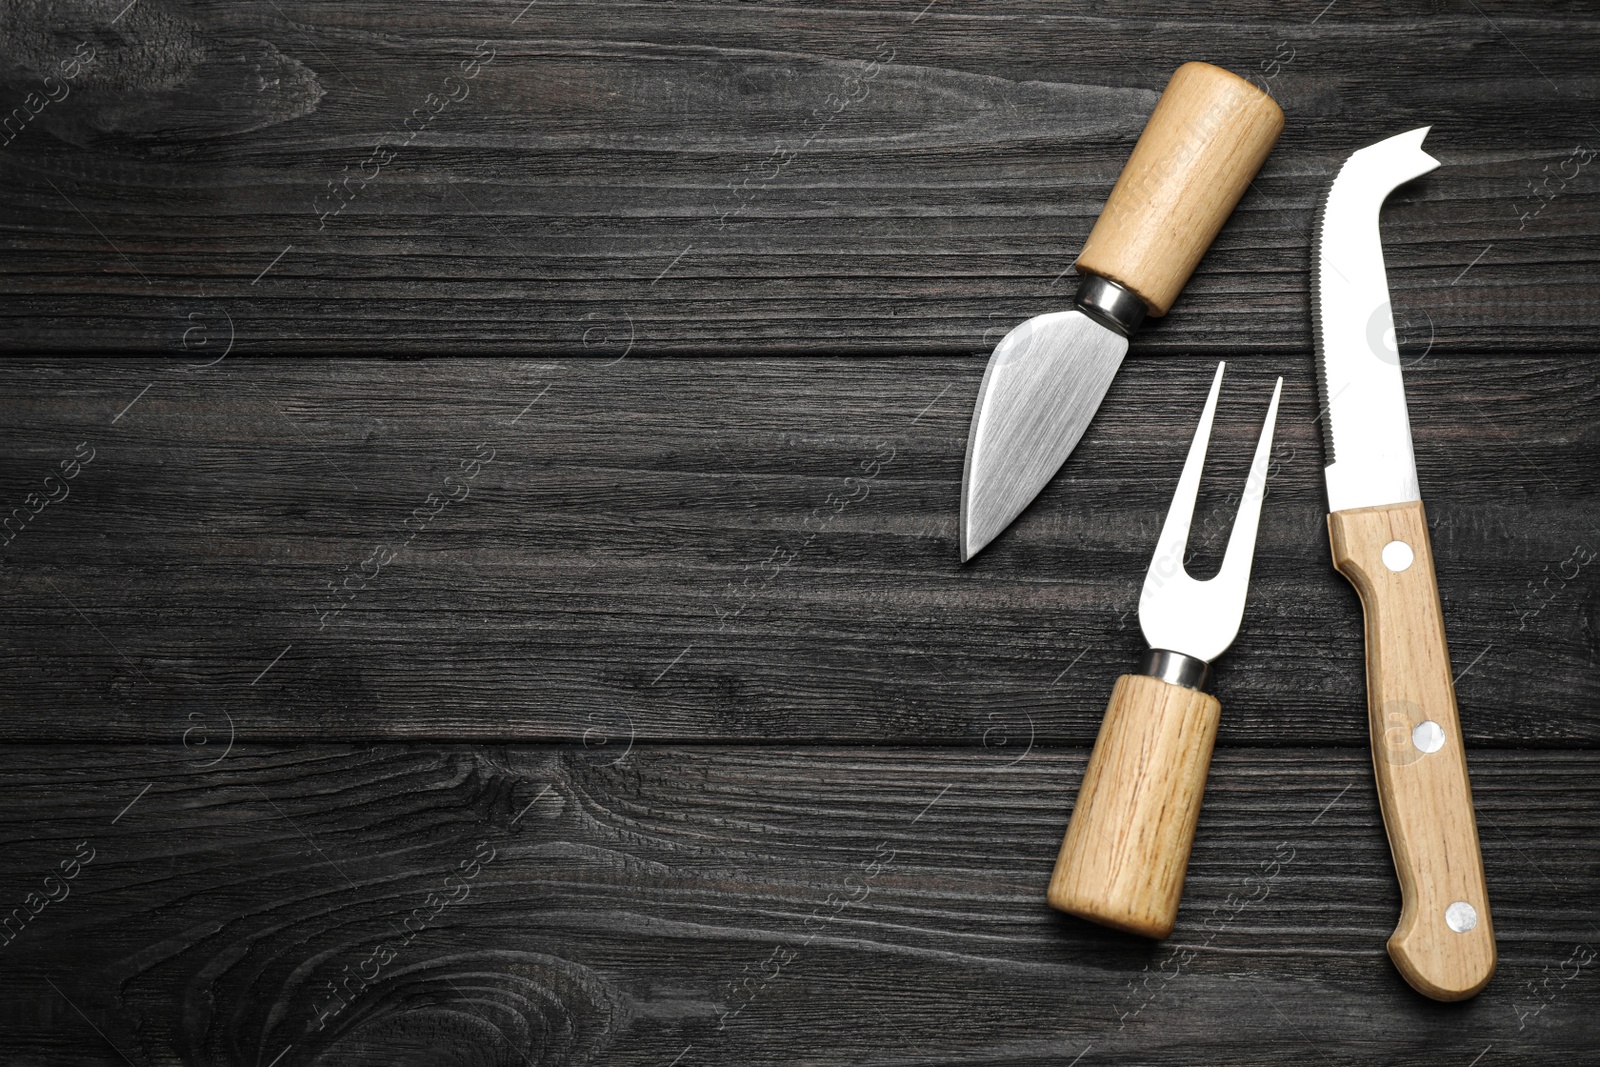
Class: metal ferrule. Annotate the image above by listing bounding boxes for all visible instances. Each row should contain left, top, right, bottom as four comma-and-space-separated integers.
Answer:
1138, 648, 1212, 692
1073, 275, 1146, 337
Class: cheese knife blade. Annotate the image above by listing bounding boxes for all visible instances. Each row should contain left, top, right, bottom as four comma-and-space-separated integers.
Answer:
1313, 126, 1495, 1001
960, 62, 1284, 561
962, 307, 1127, 561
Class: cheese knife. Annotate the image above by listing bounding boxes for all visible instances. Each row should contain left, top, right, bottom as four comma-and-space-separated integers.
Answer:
961, 62, 1283, 561
1313, 127, 1495, 1001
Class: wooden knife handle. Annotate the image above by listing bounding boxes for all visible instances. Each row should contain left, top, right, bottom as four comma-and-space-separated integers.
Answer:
1328, 499, 1496, 1001
1074, 62, 1283, 317
1048, 673, 1221, 939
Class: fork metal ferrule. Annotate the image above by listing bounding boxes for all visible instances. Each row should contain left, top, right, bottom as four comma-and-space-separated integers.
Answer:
1137, 648, 1212, 692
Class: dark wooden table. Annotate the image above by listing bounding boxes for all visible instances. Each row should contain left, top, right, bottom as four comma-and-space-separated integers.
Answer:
2, 2, 1597, 1064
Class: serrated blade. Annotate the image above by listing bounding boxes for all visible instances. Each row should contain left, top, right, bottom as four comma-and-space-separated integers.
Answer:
1313, 127, 1440, 513
960, 310, 1127, 561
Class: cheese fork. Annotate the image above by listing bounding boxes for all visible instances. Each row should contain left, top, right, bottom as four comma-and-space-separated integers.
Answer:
1048, 362, 1282, 938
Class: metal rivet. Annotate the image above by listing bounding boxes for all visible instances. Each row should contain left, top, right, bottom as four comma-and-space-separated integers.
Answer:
1445, 901, 1478, 933
1412, 720, 1445, 754
1382, 540, 1414, 572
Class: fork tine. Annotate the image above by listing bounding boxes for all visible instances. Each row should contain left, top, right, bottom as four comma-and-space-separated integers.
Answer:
1143, 362, 1227, 599
1216, 376, 1284, 594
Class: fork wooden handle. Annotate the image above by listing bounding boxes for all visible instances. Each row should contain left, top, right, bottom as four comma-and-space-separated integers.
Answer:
1048, 674, 1221, 939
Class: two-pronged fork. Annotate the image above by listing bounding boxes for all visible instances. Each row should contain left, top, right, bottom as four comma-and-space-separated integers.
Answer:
1047, 362, 1283, 939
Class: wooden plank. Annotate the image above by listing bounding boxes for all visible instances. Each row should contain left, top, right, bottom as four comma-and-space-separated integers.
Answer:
0, 3, 1596, 353
0, 744, 1594, 1065
0, 357, 1593, 744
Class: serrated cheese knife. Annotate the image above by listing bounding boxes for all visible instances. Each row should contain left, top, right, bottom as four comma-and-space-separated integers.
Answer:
960, 62, 1283, 560
1313, 127, 1495, 1001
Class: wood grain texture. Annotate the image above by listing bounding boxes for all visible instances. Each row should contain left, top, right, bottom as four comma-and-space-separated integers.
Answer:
0, 2, 1597, 353
1330, 499, 1495, 1001
0, 743, 1597, 1066
0, 0, 1592, 1058
1076, 62, 1283, 316
0, 356, 1593, 745
1049, 674, 1222, 938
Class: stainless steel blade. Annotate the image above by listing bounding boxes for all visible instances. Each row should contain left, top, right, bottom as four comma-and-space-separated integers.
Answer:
1312, 127, 1440, 513
1139, 363, 1282, 665
960, 309, 1126, 561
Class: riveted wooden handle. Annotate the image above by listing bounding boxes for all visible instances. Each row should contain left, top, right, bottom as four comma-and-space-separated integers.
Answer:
1328, 499, 1496, 1001
1047, 673, 1221, 939
1074, 62, 1284, 317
